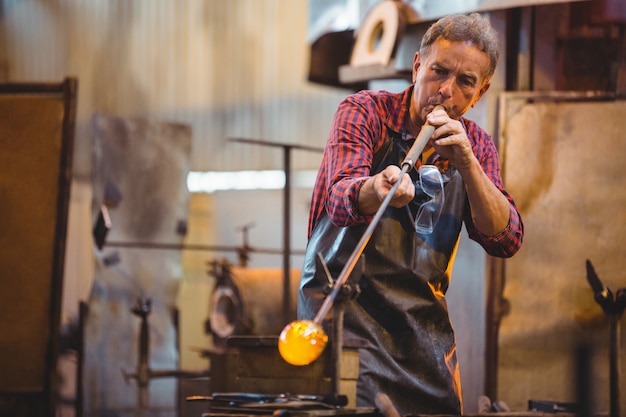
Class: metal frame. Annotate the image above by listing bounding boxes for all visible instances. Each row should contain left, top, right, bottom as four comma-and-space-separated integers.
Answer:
485, 89, 618, 402
0, 77, 77, 417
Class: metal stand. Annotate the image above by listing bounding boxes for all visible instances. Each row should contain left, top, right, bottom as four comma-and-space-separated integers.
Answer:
315, 253, 364, 397
586, 260, 626, 417
122, 297, 209, 415
331, 301, 345, 397
228, 137, 324, 325
329, 275, 363, 396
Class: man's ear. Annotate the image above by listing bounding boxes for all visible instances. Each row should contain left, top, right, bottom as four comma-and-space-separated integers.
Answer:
472, 81, 491, 107
412, 51, 421, 83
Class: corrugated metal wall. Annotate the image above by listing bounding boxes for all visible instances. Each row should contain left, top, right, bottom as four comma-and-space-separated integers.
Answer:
0, 0, 350, 176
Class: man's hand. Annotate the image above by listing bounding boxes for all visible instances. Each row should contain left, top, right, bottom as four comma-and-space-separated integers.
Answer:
426, 108, 476, 171
358, 165, 415, 215
426, 108, 511, 236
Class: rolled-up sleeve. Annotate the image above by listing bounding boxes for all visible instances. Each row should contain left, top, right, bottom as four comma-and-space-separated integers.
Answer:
466, 202, 524, 258
319, 94, 383, 228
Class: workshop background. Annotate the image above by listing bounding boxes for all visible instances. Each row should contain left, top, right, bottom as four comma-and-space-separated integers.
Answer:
1, 1, 625, 417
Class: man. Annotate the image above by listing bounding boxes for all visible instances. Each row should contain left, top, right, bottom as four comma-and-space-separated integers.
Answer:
298, 12, 524, 415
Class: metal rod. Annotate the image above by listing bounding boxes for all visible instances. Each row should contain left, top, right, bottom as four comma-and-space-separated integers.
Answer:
313, 165, 407, 324
283, 146, 292, 325
105, 241, 305, 255
609, 314, 620, 417
313, 107, 441, 324
585, 260, 624, 417
228, 137, 324, 153
576, 344, 592, 417
331, 303, 345, 396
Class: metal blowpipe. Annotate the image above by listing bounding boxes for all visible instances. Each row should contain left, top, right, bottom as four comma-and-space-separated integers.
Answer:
277, 105, 445, 366
401, 104, 445, 170
313, 104, 444, 322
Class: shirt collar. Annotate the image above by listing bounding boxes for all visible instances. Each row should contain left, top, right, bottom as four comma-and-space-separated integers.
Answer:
387, 84, 415, 140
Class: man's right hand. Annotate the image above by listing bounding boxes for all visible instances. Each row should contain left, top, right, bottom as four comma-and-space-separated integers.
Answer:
358, 165, 415, 215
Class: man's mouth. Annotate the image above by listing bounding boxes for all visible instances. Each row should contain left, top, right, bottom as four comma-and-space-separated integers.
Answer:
430, 103, 446, 112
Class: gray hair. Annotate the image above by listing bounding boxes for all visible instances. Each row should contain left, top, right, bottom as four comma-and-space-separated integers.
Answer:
420, 13, 500, 80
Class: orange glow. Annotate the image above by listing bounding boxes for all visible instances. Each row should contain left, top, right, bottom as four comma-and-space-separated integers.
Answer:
277, 320, 328, 366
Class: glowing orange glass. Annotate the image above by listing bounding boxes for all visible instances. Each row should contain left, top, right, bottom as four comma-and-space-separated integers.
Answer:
277, 320, 328, 366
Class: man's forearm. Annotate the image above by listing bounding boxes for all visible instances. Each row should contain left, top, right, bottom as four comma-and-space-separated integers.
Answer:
459, 157, 511, 236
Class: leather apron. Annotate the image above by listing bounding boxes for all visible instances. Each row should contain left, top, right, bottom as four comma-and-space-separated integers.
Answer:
298, 129, 467, 415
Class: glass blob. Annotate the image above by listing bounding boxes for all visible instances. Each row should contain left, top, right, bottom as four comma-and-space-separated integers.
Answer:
278, 319, 328, 366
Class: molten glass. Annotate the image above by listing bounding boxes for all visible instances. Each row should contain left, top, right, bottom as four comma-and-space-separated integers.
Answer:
278, 320, 328, 366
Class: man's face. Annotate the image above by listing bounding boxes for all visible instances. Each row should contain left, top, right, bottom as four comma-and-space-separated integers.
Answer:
411, 38, 491, 123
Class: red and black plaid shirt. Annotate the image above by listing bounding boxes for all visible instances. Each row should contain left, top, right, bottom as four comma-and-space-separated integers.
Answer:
308, 85, 523, 258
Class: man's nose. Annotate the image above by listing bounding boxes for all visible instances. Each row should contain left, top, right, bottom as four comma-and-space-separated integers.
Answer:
438, 77, 454, 97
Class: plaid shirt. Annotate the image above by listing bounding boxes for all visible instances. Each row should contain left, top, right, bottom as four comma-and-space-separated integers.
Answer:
308, 85, 523, 258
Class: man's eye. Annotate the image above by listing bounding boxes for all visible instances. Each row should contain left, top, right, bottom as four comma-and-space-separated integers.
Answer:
459, 77, 476, 88
432, 67, 446, 75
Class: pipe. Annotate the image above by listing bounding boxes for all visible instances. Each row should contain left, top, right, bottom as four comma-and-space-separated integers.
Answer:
313, 105, 443, 324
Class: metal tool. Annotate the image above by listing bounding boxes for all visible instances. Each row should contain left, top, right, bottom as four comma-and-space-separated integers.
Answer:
312, 104, 444, 326
121, 297, 209, 414
277, 105, 444, 369
585, 259, 625, 417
